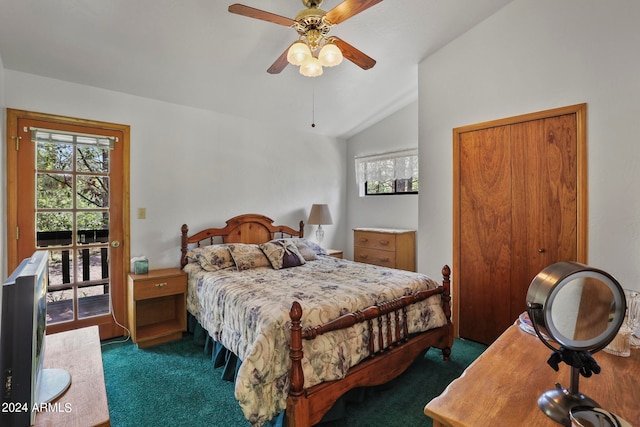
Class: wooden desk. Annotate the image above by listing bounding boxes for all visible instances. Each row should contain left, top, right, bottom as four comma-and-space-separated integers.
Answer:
35, 326, 109, 427
424, 325, 640, 426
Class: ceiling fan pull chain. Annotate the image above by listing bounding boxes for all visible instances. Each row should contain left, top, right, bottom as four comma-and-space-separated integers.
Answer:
311, 87, 316, 128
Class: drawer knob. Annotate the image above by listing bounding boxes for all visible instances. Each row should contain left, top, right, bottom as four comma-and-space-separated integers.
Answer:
155, 282, 168, 288
359, 254, 369, 259
359, 238, 368, 243
379, 258, 390, 263
378, 240, 390, 246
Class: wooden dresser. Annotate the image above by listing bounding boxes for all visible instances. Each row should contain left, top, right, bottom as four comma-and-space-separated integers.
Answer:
424, 325, 640, 426
353, 228, 416, 271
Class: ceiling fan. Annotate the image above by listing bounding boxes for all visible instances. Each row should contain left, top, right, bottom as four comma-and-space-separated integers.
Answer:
228, 0, 382, 76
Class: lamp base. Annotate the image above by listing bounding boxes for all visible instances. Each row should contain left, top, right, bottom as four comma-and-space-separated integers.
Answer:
315, 226, 324, 247
538, 384, 599, 426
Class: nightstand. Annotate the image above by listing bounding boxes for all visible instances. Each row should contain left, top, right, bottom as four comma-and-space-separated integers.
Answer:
127, 268, 187, 348
327, 249, 343, 259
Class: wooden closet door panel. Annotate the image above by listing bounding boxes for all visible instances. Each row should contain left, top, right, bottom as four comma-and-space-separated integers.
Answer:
511, 114, 578, 322
458, 126, 513, 344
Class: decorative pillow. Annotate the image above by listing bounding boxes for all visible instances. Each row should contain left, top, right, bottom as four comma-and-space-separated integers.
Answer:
190, 245, 235, 271
227, 244, 271, 271
260, 240, 306, 270
298, 238, 328, 256
275, 238, 317, 261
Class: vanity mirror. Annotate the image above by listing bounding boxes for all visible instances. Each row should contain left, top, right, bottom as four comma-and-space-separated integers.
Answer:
526, 261, 627, 426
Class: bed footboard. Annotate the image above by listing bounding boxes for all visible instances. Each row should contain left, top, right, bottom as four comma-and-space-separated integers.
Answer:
287, 265, 453, 427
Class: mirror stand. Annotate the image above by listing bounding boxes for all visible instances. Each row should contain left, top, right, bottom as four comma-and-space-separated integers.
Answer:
538, 366, 599, 426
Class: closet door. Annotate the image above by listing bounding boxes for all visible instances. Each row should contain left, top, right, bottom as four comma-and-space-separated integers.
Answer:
453, 104, 587, 345
458, 126, 513, 345
510, 114, 579, 322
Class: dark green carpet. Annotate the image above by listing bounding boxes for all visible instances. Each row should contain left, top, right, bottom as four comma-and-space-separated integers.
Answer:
101, 335, 486, 427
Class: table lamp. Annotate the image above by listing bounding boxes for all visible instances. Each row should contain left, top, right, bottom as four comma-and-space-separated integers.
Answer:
307, 204, 332, 247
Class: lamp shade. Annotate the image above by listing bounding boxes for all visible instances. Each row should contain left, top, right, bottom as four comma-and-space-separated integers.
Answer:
307, 204, 333, 225
299, 56, 323, 77
318, 43, 343, 67
287, 41, 312, 66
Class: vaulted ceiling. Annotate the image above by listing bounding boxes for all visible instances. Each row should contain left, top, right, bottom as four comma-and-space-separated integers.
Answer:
0, 0, 513, 138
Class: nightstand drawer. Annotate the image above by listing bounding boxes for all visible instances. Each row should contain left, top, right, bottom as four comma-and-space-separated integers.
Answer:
354, 247, 396, 268
354, 230, 396, 251
133, 275, 185, 300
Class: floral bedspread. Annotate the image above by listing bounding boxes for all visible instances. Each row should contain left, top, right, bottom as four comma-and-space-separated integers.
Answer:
184, 256, 448, 426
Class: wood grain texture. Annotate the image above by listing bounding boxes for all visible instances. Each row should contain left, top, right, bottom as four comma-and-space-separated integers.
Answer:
35, 326, 109, 427
353, 229, 415, 271
453, 104, 587, 345
424, 325, 640, 427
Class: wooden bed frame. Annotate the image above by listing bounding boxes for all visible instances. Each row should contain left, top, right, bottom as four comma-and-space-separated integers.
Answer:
180, 214, 453, 427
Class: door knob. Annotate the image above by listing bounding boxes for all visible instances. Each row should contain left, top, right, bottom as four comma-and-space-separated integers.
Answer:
111, 241, 121, 248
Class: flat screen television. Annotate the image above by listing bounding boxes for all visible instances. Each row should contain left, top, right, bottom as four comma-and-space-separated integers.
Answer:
1, 250, 71, 427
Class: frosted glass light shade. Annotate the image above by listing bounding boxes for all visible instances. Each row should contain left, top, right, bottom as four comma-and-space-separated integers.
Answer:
287, 41, 312, 66
300, 57, 323, 77
318, 43, 343, 67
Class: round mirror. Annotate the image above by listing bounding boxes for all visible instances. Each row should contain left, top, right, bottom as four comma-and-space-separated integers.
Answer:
527, 263, 625, 352
526, 261, 627, 426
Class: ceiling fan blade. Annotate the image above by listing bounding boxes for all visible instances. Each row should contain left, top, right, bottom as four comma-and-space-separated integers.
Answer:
332, 37, 376, 70
228, 4, 296, 27
325, 0, 383, 25
267, 44, 292, 74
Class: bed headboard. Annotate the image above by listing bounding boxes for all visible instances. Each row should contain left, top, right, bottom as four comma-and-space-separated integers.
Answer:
180, 213, 304, 268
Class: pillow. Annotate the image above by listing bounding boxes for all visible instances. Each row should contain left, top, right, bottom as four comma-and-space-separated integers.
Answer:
260, 240, 306, 270
298, 238, 328, 257
274, 238, 317, 261
227, 244, 271, 271
189, 245, 235, 271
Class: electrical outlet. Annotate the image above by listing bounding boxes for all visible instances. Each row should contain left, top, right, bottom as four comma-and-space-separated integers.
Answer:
137, 208, 146, 219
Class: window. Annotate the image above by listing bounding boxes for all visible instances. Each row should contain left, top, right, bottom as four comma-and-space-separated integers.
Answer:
355, 149, 418, 196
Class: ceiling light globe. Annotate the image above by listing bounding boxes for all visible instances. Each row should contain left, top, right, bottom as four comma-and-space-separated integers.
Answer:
287, 41, 312, 66
300, 57, 323, 77
318, 43, 343, 67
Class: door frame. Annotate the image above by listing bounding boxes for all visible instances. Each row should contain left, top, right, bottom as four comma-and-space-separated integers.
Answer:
452, 103, 588, 338
6, 108, 130, 338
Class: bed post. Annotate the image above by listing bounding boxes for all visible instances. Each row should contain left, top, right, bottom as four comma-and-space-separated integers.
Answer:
441, 264, 453, 360
299, 220, 304, 238
180, 224, 189, 269
287, 301, 309, 427
441, 265, 451, 320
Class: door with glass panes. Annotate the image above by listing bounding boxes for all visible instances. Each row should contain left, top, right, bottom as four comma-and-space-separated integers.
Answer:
7, 109, 129, 340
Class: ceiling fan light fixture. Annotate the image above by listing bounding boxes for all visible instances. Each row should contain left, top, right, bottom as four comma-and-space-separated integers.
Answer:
300, 56, 323, 77
318, 43, 343, 67
287, 41, 312, 66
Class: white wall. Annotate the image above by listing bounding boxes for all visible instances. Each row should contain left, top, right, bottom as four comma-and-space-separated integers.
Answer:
345, 101, 418, 260
418, 0, 640, 292
3, 70, 347, 270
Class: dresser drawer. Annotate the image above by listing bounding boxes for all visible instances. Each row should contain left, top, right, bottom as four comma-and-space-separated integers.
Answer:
354, 230, 396, 251
354, 247, 396, 268
133, 275, 186, 300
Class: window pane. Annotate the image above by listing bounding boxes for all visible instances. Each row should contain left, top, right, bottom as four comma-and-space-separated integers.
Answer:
46, 289, 74, 324
47, 249, 74, 286
78, 284, 110, 319
76, 175, 109, 208
77, 145, 110, 173
77, 212, 109, 244
37, 173, 73, 208
367, 180, 394, 194
76, 247, 109, 283
37, 141, 73, 171
37, 212, 73, 247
